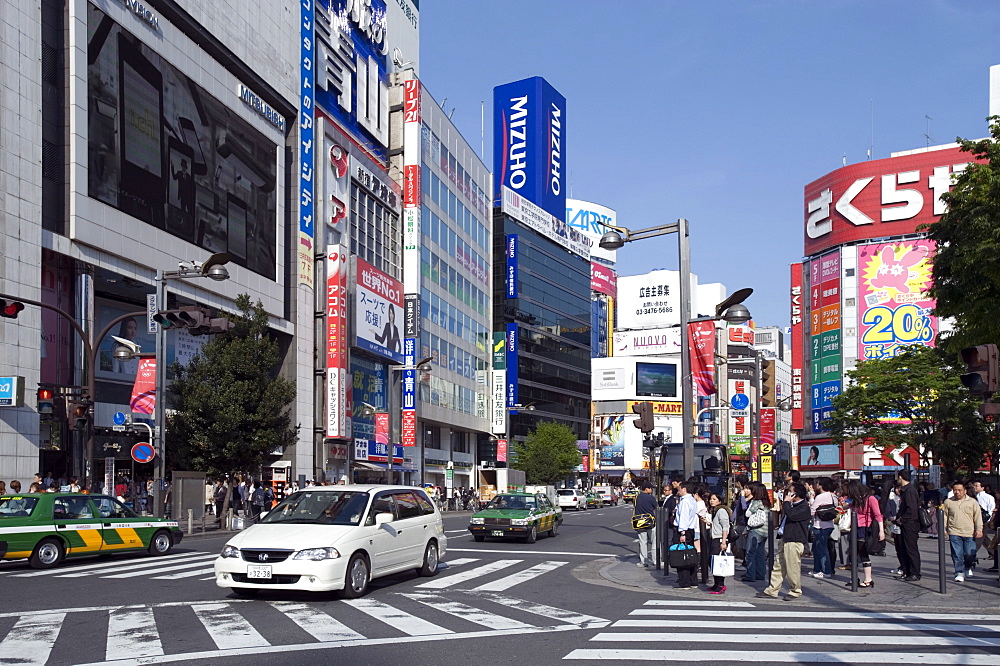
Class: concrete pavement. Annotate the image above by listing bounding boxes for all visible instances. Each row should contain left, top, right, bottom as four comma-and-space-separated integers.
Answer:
598, 534, 1000, 609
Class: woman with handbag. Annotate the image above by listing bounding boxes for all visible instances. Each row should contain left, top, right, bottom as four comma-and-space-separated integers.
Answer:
707, 493, 732, 594
808, 477, 838, 578
741, 482, 771, 582
843, 479, 884, 588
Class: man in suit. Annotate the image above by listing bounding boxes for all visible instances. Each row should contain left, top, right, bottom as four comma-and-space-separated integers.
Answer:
895, 469, 922, 581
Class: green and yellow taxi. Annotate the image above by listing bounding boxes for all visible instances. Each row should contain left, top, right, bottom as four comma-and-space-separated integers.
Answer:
585, 491, 602, 508
467, 492, 562, 543
0, 493, 183, 569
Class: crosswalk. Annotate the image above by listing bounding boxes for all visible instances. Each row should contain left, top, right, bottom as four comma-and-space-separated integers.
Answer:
563, 600, 1000, 663
0, 591, 608, 665
0, 551, 570, 590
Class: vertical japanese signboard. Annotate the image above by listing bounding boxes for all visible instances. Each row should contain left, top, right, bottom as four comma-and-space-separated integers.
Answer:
810, 251, 841, 434
298, 0, 315, 287
789, 263, 805, 431
857, 240, 937, 360
326, 245, 350, 438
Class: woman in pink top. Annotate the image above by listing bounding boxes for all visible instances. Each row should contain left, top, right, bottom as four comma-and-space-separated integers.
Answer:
844, 479, 885, 588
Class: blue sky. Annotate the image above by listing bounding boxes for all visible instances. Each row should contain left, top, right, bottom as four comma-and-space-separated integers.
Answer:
419, 1, 1000, 327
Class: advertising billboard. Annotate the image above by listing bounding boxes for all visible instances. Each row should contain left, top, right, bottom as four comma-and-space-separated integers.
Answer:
87, 6, 278, 280
809, 251, 841, 434
326, 245, 351, 439
506, 235, 519, 298
298, 0, 315, 287
314, 0, 391, 160
803, 145, 975, 257
590, 262, 617, 298
355, 258, 404, 363
616, 270, 681, 330
350, 356, 388, 452
506, 324, 519, 407
612, 327, 681, 356
567, 199, 618, 265
494, 77, 567, 221
857, 239, 937, 360
501, 187, 590, 260
801, 443, 841, 467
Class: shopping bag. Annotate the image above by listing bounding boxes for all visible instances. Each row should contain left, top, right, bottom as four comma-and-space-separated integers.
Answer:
711, 552, 735, 577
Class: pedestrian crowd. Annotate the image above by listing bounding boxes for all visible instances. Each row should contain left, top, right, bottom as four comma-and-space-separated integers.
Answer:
632, 468, 1000, 599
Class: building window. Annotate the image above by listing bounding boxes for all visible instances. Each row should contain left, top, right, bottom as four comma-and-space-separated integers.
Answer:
351, 183, 400, 279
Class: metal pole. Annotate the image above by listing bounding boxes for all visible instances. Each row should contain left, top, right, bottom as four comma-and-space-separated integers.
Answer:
153, 271, 167, 517
753, 353, 762, 483
678, 218, 694, 480
850, 508, 858, 592
938, 507, 947, 594
767, 507, 775, 574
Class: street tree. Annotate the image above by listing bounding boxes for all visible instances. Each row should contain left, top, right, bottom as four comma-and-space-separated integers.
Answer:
166, 294, 298, 511
923, 115, 1000, 352
826, 344, 994, 473
510, 421, 582, 485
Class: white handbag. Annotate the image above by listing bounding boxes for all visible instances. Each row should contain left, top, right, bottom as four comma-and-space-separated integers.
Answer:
711, 550, 735, 577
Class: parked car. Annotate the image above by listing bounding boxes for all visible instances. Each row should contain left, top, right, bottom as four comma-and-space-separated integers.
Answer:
556, 489, 587, 511
467, 492, 562, 543
0, 492, 182, 569
214, 485, 447, 598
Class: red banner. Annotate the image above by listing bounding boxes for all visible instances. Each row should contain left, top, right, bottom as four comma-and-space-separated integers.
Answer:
129, 359, 156, 415
687, 320, 717, 396
497, 438, 508, 463
375, 412, 389, 446
402, 410, 416, 447
760, 407, 776, 447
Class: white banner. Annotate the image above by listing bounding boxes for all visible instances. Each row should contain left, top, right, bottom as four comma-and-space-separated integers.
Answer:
502, 186, 590, 260
491, 370, 507, 434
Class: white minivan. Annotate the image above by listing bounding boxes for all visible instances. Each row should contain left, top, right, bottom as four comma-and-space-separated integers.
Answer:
214, 485, 447, 598
556, 488, 588, 511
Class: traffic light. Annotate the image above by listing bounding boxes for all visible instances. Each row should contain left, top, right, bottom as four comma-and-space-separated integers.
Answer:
632, 401, 654, 433
207, 317, 235, 334
153, 306, 212, 334
67, 400, 91, 431
761, 359, 776, 408
960, 344, 999, 396
0, 299, 25, 318
37, 388, 54, 415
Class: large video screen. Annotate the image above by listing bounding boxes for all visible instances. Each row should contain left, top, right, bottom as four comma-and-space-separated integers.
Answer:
87, 6, 278, 280
635, 362, 677, 398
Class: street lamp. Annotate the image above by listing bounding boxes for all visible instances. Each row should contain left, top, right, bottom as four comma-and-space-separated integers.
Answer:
599, 219, 695, 477
152, 252, 230, 516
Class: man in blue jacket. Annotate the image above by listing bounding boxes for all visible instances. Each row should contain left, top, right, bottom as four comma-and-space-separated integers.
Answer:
634, 482, 659, 568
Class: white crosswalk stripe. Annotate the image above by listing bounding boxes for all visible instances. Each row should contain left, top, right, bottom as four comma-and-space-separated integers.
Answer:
402, 592, 534, 630
564, 600, 1000, 663
0, 612, 65, 666
10, 552, 213, 577
414, 559, 521, 589
191, 602, 269, 650
471, 560, 567, 591
106, 606, 163, 661
151, 566, 216, 580
268, 601, 365, 642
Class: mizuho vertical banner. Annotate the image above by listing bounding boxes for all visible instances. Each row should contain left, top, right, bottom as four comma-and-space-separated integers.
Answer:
506, 323, 519, 408
326, 245, 350, 438
298, 0, 316, 287
505, 235, 518, 298
687, 320, 717, 396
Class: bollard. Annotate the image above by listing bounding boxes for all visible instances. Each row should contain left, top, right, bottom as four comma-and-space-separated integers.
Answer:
654, 506, 664, 571
187, 508, 193, 536
700, 527, 711, 585
849, 509, 858, 592
227, 507, 234, 531
767, 510, 775, 575
938, 508, 947, 595
662, 520, 672, 577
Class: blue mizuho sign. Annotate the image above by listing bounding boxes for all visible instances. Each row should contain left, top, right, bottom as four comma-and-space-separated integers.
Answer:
493, 77, 567, 221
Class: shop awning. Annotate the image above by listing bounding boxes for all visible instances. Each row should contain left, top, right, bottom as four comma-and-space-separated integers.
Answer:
353, 462, 384, 471
366, 462, 418, 473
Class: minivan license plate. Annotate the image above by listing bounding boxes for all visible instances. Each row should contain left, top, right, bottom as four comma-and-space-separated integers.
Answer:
491, 530, 504, 537
247, 565, 272, 579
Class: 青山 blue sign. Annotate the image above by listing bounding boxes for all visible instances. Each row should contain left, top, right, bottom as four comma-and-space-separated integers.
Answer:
493, 77, 567, 221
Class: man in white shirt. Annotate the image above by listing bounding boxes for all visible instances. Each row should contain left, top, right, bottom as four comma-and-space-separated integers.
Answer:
673, 482, 700, 589
972, 480, 996, 568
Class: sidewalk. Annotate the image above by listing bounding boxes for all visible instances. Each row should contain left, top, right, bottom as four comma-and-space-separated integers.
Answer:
600, 534, 1000, 609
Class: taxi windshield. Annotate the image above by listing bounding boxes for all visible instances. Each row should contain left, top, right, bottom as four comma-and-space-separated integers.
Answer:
0, 496, 39, 517
487, 495, 535, 510
260, 491, 369, 526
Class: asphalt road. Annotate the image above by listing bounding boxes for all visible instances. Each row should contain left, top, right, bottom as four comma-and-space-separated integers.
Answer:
5, 504, 1000, 665
0, 502, 644, 666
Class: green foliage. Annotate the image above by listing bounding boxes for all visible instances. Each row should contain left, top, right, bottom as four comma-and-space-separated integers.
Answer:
923, 116, 1000, 352
826, 345, 994, 473
510, 421, 582, 484
166, 294, 298, 478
